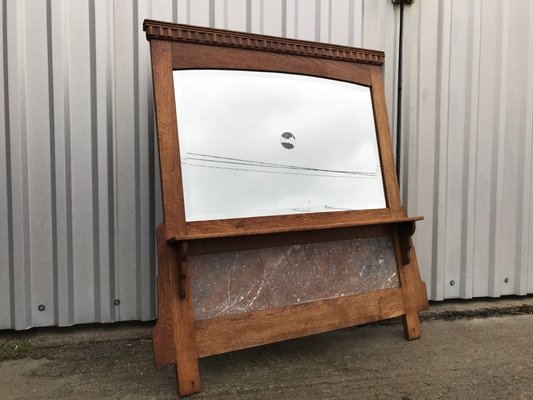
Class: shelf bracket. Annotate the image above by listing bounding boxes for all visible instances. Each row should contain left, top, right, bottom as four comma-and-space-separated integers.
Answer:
398, 221, 416, 265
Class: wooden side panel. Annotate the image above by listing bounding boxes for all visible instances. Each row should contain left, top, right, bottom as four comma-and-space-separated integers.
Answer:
195, 287, 406, 358
152, 224, 200, 396
149, 40, 186, 240
370, 66, 404, 217
152, 224, 176, 368
408, 246, 430, 312
393, 229, 424, 340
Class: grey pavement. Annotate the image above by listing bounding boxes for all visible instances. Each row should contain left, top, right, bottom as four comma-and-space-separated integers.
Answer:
1, 297, 532, 400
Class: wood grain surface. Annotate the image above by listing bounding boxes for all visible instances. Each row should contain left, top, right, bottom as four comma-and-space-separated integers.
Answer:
152, 224, 200, 395
195, 287, 406, 358
149, 40, 187, 241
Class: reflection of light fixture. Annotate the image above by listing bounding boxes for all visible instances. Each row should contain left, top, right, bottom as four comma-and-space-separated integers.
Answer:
280, 132, 296, 149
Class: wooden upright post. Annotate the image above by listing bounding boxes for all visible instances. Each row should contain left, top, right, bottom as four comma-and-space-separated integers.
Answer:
153, 224, 200, 396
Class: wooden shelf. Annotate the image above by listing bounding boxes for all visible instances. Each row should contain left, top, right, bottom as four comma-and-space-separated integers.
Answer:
172, 214, 424, 242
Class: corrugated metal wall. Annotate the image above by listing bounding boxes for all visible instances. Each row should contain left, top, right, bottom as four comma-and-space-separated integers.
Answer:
1, 0, 161, 330
0, 0, 398, 330
402, 0, 533, 300
1, 0, 532, 330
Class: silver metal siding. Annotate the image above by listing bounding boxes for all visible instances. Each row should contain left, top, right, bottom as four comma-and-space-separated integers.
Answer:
0, 0, 399, 330
2, 0, 531, 329
402, 0, 533, 300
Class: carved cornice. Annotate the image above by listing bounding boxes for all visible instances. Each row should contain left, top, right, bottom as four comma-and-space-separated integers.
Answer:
143, 20, 384, 65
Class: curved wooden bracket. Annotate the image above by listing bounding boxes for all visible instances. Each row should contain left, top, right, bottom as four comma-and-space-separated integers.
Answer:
397, 221, 416, 265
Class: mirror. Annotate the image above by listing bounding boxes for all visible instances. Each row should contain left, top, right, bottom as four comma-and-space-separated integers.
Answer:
173, 70, 386, 222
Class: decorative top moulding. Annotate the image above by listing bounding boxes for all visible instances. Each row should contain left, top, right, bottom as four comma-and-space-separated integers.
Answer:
143, 19, 384, 66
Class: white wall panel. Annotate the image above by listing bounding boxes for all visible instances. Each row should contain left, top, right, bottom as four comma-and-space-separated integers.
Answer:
3, 0, 530, 329
525, 2, 533, 295
0, 0, 400, 330
403, 0, 533, 300
25, 0, 54, 328
5, 0, 32, 329
0, 0, 11, 327
49, 0, 72, 327
261, 0, 283, 36
93, 0, 114, 324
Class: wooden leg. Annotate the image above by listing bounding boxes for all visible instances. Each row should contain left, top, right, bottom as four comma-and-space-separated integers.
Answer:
407, 246, 430, 312
393, 232, 426, 341
153, 223, 201, 396
403, 247, 429, 340
401, 309, 421, 341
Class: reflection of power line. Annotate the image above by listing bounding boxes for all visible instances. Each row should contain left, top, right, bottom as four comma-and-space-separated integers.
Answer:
185, 156, 377, 177
184, 152, 377, 177
185, 163, 375, 179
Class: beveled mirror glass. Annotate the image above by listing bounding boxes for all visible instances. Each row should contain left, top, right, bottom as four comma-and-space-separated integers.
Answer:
173, 69, 386, 222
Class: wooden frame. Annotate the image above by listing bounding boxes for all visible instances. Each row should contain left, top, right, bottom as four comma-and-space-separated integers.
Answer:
144, 20, 428, 396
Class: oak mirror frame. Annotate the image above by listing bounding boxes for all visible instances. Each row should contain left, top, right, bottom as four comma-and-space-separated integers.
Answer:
144, 20, 428, 397
147, 24, 413, 242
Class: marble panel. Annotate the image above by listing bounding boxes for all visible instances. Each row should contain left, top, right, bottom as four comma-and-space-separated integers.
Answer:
190, 236, 399, 321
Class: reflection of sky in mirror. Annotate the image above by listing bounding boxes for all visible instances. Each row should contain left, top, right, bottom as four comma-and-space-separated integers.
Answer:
173, 70, 386, 221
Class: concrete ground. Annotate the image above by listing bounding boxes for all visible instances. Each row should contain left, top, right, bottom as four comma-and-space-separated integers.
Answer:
1, 297, 532, 400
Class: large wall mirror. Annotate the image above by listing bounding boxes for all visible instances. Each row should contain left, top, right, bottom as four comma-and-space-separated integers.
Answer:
174, 70, 386, 221
145, 20, 428, 397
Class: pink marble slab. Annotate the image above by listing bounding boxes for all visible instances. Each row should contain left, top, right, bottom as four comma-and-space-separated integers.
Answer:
190, 236, 399, 321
